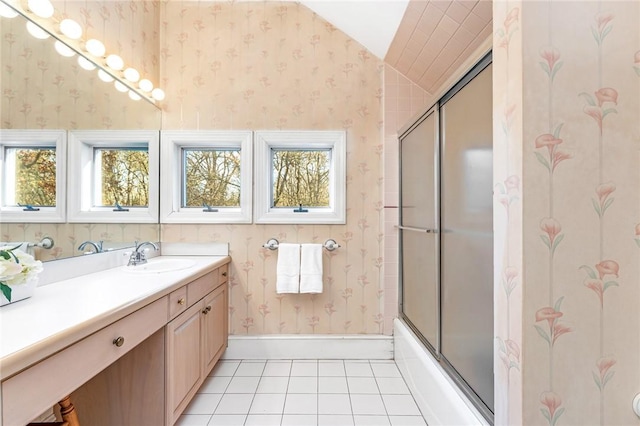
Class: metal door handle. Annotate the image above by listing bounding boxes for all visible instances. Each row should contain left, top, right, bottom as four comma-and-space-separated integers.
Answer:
397, 225, 438, 233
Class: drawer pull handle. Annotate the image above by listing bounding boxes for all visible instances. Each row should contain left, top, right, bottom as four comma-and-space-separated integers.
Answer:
113, 336, 125, 347
178, 298, 186, 305
202, 305, 212, 314
221, 271, 227, 277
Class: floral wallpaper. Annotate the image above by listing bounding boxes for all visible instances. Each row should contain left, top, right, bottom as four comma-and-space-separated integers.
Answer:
494, 1, 640, 425
159, 1, 385, 335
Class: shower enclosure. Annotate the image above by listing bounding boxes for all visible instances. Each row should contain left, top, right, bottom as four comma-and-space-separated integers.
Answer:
399, 54, 493, 422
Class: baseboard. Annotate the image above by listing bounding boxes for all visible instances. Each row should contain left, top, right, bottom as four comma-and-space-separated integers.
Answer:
394, 319, 489, 426
222, 334, 394, 360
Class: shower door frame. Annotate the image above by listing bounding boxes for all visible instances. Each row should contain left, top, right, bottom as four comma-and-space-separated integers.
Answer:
398, 52, 494, 424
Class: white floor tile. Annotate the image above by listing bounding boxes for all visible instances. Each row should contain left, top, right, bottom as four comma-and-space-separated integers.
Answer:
244, 414, 282, 425
199, 376, 232, 394
382, 395, 421, 416
318, 414, 355, 426
291, 360, 319, 376
214, 394, 254, 415
288, 376, 318, 393
263, 361, 292, 376
354, 415, 392, 426
345, 362, 374, 377
376, 378, 410, 395
318, 393, 352, 415
388, 415, 427, 426
319, 376, 349, 393
207, 414, 246, 426
175, 414, 211, 426
284, 394, 318, 414
282, 414, 318, 426
348, 377, 379, 394
249, 394, 286, 414
319, 361, 346, 377
226, 376, 260, 393
234, 361, 266, 377
351, 394, 386, 415
184, 393, 223, 415
257, 376, 289, 393
210, 361, 240, 377
371, 363, 402, 378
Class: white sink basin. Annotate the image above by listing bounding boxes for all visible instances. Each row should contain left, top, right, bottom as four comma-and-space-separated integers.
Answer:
124, 258, 196, 274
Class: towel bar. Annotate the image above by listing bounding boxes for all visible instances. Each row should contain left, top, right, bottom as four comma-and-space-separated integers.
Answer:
262, 238, 341, 251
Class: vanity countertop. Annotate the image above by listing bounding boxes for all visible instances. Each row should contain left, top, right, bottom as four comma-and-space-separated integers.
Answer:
0, 255, 230, 381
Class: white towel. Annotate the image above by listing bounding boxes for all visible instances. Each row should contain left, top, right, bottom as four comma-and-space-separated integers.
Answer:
300, 244, 323, 294
276, 243, 300, 294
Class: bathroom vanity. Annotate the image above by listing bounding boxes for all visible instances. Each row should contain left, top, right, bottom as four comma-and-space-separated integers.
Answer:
0, 255, 230, 426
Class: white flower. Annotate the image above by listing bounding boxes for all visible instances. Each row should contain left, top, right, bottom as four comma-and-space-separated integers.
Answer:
0, 246, 43, 287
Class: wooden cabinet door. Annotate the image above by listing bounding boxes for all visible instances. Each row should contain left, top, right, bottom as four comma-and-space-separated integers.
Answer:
201, 284, 227, 375
165, 301, 203, 425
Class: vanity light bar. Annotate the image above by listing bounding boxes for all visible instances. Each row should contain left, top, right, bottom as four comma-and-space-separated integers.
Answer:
4, 0, 166, 104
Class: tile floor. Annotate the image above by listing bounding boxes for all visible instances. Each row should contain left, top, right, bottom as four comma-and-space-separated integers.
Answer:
176, 359, 427, 426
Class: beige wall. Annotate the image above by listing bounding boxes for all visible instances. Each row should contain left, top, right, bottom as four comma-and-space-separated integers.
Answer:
159, 1, 386, 335
494, 1, 640, 425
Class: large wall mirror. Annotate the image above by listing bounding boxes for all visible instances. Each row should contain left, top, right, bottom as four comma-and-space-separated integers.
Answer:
0, 6, 161, 261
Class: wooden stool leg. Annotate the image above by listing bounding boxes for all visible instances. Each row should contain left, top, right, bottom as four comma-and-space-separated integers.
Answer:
58, 395, 80, 426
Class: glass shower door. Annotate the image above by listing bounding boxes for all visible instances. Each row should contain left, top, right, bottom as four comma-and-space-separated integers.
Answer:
399, 108, 439, 351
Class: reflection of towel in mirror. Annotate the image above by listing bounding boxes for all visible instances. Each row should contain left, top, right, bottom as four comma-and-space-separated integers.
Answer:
300, 244, 323, 294
0, 242, 33, 256
276, 243, 300, 294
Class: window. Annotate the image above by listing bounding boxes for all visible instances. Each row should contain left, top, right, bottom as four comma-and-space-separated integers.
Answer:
254, 130, 346, 224
68, 130, 159, 223
160, 131, 252, 223
0, 130, 66, 223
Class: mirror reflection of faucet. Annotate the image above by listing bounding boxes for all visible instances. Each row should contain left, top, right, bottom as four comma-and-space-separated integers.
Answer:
128, 241, 159, 266
78, 240, 103, 255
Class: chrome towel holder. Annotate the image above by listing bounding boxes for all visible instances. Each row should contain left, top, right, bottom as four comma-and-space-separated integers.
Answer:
262, 238, 341, 252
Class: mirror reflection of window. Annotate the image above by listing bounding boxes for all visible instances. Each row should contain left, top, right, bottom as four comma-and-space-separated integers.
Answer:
93, 147, 149, 208
271, 149, 331, 208
182, 148, 241, 209
5, 146, 56, 207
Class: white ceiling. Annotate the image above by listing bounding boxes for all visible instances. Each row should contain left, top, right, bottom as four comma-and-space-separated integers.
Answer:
300, 0, 409, 59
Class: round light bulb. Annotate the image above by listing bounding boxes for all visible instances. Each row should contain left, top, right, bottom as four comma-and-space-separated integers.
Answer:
27, 0, 54, 19
151, 88, 165, 101
114, 81, 129, 93
123, 67, 140, 83
138, 79, 153, 92
77, 56, 96, 71
26, 21, 50, 40
59, 18, 82, 40
97, 69, 114, 83
105, 54, 124, 71
0, 3, 18, 18
128, 90, 141, 101
54, 40, 75, 57
85, 39, 106, 57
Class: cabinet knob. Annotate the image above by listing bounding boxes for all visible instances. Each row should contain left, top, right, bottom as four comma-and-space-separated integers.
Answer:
113, 336, 125, 347
178, 298, 186, 305
221, 271, 227, 277
202, 305, 212, 314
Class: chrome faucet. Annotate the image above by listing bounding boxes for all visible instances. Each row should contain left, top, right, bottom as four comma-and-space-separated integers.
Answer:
128, 241, 159, 266
78, 240, 103, 254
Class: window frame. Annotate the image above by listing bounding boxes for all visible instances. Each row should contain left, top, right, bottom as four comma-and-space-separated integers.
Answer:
254, 130, 346, 224
160, 130, 253, 224
67, 130, 159, 223
0, 130, 67, 223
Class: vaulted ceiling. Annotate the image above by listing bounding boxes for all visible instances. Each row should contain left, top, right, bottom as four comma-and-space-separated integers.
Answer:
302, 0, 493, 95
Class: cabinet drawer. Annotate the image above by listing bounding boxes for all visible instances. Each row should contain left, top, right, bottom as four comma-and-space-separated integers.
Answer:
168, 286, 188, 320
1, 297, 168, 426
187, 270, 217, 305
218, 264, 229, 284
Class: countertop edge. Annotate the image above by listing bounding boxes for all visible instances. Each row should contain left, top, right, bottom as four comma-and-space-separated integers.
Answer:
0, 255, 231, 381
